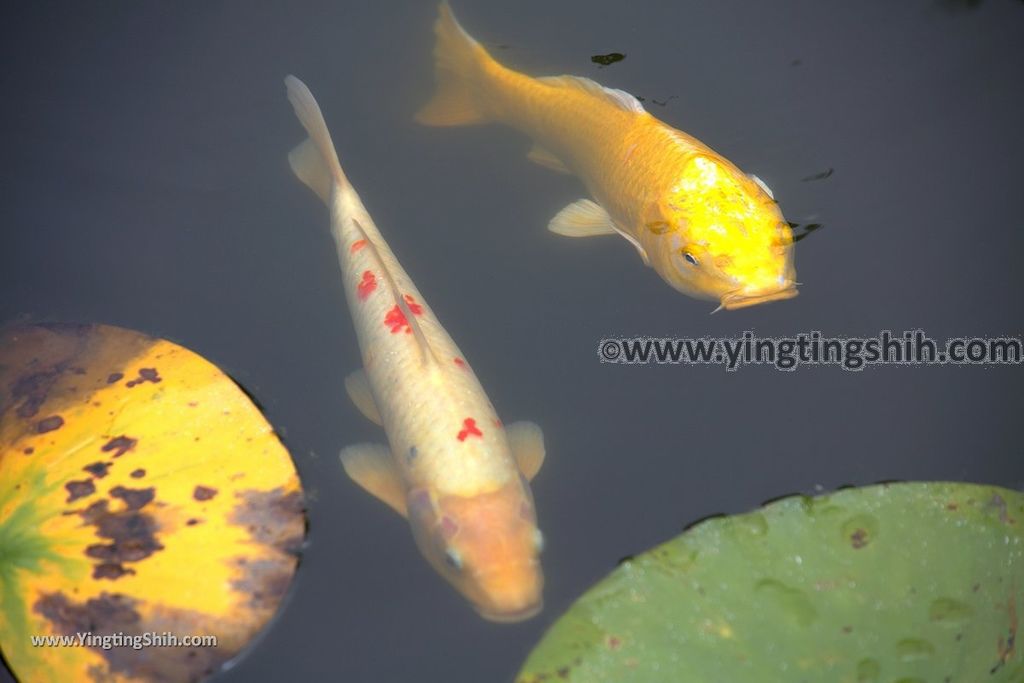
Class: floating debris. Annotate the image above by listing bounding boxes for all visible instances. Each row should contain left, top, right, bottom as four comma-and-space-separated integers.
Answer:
591, 52, 626, 67
788, 222, 825, 243
634, 94, 677, 107
801, 168, 834, 182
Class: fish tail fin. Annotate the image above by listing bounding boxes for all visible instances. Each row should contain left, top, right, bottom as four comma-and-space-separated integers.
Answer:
415, 1, 494, 126
285, 75, 348, 205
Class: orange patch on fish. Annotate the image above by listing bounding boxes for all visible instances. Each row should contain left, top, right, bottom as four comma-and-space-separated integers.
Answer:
350, 239, 367, 253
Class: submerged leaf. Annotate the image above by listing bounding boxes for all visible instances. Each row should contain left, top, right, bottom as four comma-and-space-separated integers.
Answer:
518, 482, 1023, 682
0, 323, 306, 683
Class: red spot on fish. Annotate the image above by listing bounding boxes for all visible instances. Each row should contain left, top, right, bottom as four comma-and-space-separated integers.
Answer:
493, 417, 503, 429
457, 417, 482, 442
384, 295, 424, 334
404, 294, 423, 315
453, 357, 466, 367
357, 270, 377, 301
350, 239, 367, 253
385, 306, 411, 334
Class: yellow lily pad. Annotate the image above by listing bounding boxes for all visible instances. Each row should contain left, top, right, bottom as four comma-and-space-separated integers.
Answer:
0, 323, 306, 682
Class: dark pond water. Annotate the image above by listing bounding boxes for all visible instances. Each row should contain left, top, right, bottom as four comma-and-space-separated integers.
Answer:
2, 1, 1022, 681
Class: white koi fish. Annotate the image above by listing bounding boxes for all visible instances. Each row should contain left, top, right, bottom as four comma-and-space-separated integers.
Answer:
285, 76, 545, 622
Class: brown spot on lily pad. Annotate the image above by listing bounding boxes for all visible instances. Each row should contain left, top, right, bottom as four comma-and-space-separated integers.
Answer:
80, 499, 110, 523
65, 479, 96, 503
125, 367, 162, 388
83, 461, 111, 478
230, 489, 305, 555
93, 563, 136, 580
227, 489, 306, 611
33, 591, 232, 680
36, 415, 64, 433
230, 557, 295, 611
80, 498, 164, 570
193, 486, 218, 501
101, 435, 137, 458
986, 493, 1016, 525
139, 367, 161, 382
12, 366, 64, 418
34, 591, 140, 635
110, 486, 155, 511
850, 528, 869, 549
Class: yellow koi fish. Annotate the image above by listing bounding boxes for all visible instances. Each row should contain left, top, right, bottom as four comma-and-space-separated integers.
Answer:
285, 76, 545, 621
417, 3, 798, 310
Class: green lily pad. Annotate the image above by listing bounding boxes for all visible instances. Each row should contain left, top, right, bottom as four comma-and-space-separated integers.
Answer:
518, 482, 1022, 682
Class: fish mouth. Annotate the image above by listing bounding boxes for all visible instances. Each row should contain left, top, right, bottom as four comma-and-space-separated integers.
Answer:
720, 286, 799, 310
476, 600, 543, 623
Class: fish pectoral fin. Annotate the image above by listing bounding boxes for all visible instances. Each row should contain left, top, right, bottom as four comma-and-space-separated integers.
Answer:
345, 369, 383, 425
527, 144, 571, 174
339, 443, 407, 517
548, 199, 618, 238
625, 233, 651, 266
506, 421, 545, 481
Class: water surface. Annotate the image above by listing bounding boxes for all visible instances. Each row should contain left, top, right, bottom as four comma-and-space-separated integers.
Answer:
2, 1, 1022, 681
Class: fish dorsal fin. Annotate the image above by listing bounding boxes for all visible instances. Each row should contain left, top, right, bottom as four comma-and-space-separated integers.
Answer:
527, 144, 571, 174
538, 75, 646, 113
345, 369, 383, 425
506, 421, 545, 481
749, 173, 774, 200
339, 443, 407, 517
350, 218, 438, 366
548, 199, 618, 237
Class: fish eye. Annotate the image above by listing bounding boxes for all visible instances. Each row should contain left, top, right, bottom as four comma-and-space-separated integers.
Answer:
682, 251, 698, 266
533, 529, 545, 553
443, 547, 463, 571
